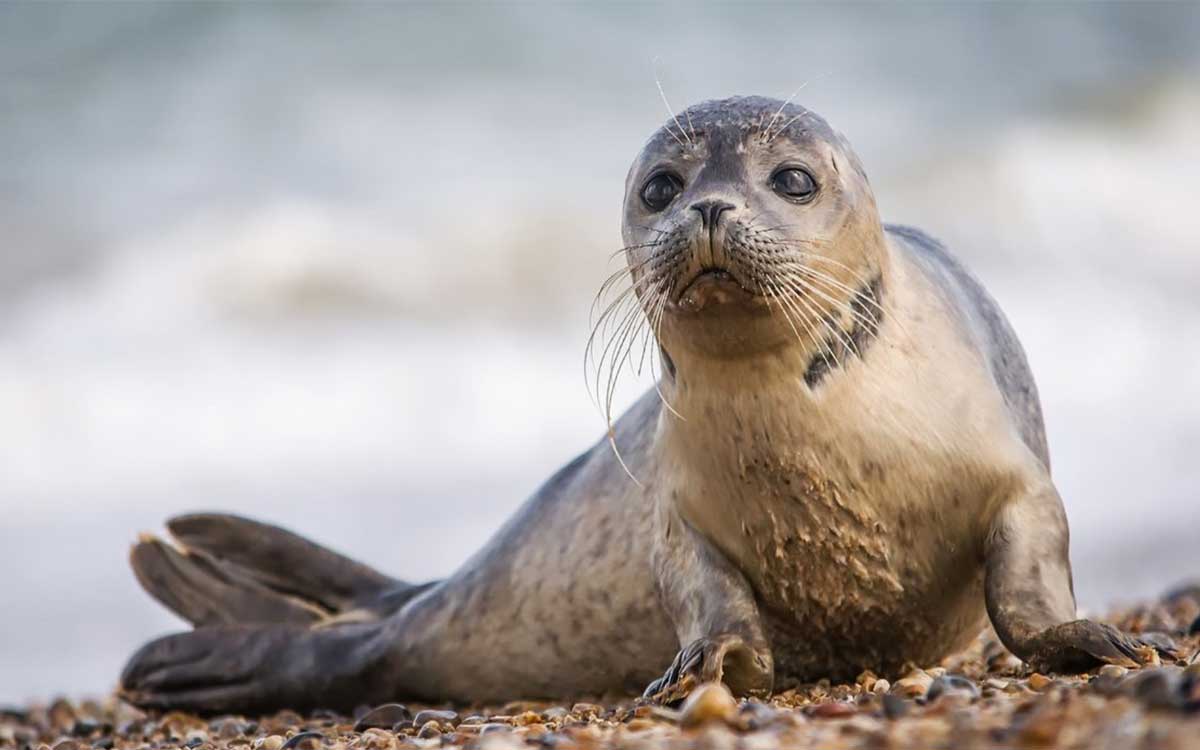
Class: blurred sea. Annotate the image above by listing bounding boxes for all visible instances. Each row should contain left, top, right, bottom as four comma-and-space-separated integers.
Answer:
1, 3, 1199, 703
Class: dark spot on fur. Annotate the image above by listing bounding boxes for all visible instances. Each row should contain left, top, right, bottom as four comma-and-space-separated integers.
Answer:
804, 272, 885, 388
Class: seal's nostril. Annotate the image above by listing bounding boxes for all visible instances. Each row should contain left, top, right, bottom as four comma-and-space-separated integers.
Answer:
691, 200, 735, 229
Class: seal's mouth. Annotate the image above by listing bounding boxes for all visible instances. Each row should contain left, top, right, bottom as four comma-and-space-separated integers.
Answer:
675, 267, 761, 312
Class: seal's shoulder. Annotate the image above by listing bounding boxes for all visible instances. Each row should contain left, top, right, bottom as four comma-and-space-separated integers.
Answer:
884, 223, 1049, 468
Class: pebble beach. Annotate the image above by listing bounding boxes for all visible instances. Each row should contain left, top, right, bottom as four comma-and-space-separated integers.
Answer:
4, 588, 1199, 750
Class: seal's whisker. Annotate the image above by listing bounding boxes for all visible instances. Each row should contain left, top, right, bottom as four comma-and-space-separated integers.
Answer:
762, 283, 809, 351
779, 267, 882, 335
776, 275, 857, 363
768, 279, 841, 367
760, 81, 809, 145
781, 274, 864, 358
765, 110, 810, 145
597, 289, 653, 413
653, 61, 693, 148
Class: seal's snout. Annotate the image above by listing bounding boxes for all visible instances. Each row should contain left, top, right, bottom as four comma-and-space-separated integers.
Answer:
690, 200, 735, 229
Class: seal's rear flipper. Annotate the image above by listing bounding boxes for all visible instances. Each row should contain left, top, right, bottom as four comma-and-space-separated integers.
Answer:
130, 537, 327, 627
166, 513, 398, 612
131, 513, 427, 628
120, 621, 395, 713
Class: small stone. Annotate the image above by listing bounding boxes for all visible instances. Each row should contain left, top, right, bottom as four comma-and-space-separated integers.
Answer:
416, 722, 440, 740
479, 723, 509, 734
1099, 664, 1129, 680
411, 710, 457, 728
359, 728, 396, 750
891, 669, 933, 698
254, 735, 284, 750
624, 718, 660, 732
881, 694, 909, 720
511, 711, 541, 726
569, 703, 603, 718
354, 704, 412, 732
214, 720, 246, 740
1028, 673, 1053, 691
679, 682, 738, 728
52, 741, 80, 750
71, 720, 99, 738
926, 674, 980, 702
1123, 667, 1184, 710
810, 701, 856, 719
871, 679, 890, 695
280, 732, 323, 750
541, 707, 569, 720
737, 702, 778, 731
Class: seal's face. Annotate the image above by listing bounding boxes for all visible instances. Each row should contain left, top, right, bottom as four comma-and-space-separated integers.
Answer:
620, 96, 886, 360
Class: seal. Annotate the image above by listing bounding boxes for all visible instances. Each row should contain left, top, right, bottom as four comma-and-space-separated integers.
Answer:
120, 96, 1174, 713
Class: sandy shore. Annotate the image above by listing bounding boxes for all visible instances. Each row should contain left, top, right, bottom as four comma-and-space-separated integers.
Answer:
3, 590, 1198, 750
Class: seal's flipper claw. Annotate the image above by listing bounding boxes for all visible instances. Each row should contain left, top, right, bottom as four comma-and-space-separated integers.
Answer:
644, 634, 772, 705
1026, 620, 1153, 673
121, 623, 391, 714
130, 537, 325, 627
166, 513, 398, 611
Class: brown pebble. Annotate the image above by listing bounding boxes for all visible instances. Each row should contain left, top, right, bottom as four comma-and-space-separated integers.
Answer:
624, 718, 660, 732
810, 701, 857, 719
1028, 673, 1053, 691
511, 711, 541, 726
52, 741, 80, 750
891, 669, 933, 698
570, 703, 603, 718
416, 722, 440, 740
679, 682, 738, 728
254, 736, 284, 750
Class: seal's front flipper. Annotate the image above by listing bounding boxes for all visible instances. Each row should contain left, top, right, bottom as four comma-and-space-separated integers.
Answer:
984, 480, 1177, 672
646, 509, 773, 703
120, 622, 395, 714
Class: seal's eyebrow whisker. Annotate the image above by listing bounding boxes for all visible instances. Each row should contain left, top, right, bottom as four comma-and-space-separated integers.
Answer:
765, 110, 811, 145
652, 60, 693, 148
760, 81, 810, 145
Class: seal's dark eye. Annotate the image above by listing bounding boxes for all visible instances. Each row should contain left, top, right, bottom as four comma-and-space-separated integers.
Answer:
641, 173, 683, 211
771, 167, 818, 203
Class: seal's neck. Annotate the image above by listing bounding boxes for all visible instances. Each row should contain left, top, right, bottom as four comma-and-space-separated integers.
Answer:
658, 265, 888, 412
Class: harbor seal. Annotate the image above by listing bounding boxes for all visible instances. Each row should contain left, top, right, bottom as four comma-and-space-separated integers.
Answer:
120, 96, 1174, 713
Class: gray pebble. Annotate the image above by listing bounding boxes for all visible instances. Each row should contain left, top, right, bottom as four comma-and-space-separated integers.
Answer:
926, 674, 981, 702
412, 709, 457, 727
1122, 667, 1185, 711
882, 693, 909, 720
353, 704, 412, 732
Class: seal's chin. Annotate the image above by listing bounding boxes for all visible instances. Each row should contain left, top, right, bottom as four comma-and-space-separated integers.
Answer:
675, 269, 764, 313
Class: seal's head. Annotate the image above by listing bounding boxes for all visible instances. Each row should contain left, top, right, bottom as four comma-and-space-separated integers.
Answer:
621, 96, 887, 361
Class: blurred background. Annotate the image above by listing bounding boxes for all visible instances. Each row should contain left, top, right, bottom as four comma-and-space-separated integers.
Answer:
1, 2, 1198, 704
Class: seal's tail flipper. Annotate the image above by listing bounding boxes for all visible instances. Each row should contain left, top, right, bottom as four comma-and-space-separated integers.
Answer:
130, 536, 328, 626
131, 513, 417, 627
